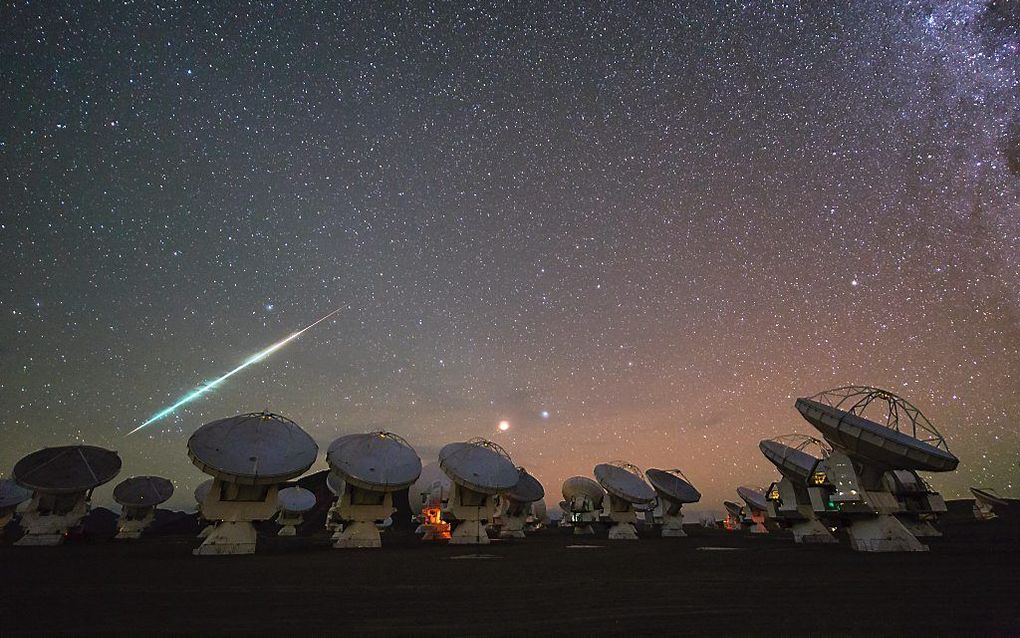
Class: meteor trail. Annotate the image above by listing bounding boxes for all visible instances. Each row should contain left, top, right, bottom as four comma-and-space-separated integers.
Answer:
127, 308, 340, 436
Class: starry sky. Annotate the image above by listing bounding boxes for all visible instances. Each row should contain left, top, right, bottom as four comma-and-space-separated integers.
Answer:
2, 1, 1018, 511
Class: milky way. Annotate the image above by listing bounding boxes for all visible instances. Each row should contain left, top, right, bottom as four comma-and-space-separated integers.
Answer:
1, 1, 1017, 509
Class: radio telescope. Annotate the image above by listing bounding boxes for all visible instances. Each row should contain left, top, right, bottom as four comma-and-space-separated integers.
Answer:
885, 470, 945, 538
646, 468, 701, 537
557, 499, 573, 527
594, 462, 656, 540
970, 487, 1014, 520
409, 462, 451, 511
112, 476, 174, 539
528, 499, 549, 530
759, 435, 837, 543
561, 477, 605, 535
324, 471, 346, 540
0, 479, 32, 532
736, 487, 770, 534
723, 501, 744, 531
275, 486, 316, 536
12, 445, 122, 546
327, 431, 422, 548
410, 462, 452, 541
439, 438, 519, 545
496, 467, 545, 539
796, 386, 959, 552
188, 412, 317, 555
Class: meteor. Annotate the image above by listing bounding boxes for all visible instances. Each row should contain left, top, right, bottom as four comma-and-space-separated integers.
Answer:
127, 308, 341, 436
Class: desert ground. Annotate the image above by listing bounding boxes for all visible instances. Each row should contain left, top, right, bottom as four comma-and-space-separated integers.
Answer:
2, 503, 1018, 635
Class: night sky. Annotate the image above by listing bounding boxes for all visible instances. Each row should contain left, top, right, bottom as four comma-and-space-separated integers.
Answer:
2, 1, 1018, 511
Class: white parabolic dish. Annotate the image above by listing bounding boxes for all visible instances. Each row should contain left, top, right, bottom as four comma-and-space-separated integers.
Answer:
737, 486, 768, 511
327, 432, 423, 491
278, 486, 316, 513
594, 462, 655, 504
0, 479, 32, 509
795, 388, 958, 472
113, 476, 175, 507
507, 468, 545, 504
970, 487, 1008, 507
187, 412, 318, 484
759, 439, 821, 481
646, 469, 701, 505
438, 440, 519, 495
562, 476, 606, 503
724, 501, 744, 517
13, 445, 122, 494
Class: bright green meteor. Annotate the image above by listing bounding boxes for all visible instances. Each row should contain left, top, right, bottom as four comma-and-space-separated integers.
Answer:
127, 308, 340, 436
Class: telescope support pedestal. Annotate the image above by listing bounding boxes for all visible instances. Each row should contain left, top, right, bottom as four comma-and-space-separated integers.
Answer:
193, 521, 258, 555
896, 515, 941, 538
606, 495, 640, 540
193, 480, 278, 555
335, 520, 383, 548
116, 507, 155, 539
661, 512, 686, 537
747, 509, 768, 534
276, 512, 304, 537
334, 490, 393, 549
499, 514, 527, 539
16, 492, 88, 546
847, 514, 928, 552
608, 521, 638, 540
572, 523, 595, 535
450, 519, 489, 544
790, 517, 836, 543
446, 483, 494, 545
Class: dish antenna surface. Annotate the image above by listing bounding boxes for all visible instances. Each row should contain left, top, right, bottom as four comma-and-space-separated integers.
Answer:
723, 500, 744, 531
796, 386, 959, 552
0, 479, 33, 532
646, 468, 700, 537
327, 431, 422, 548
759, 434, 829, 482
594, 461, 655, 540
758, 435, 836, 543
561, 476, 606, 535
736, 486, 770, 534
796, 386, 957, 471
188, 412, 317, 555
439, 438, 519, 545
276, 486, 316, 536
969, 487, 1015, 520
12, 445, 122, 546
113, 476, 174, 539
495, 467, 545, 539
